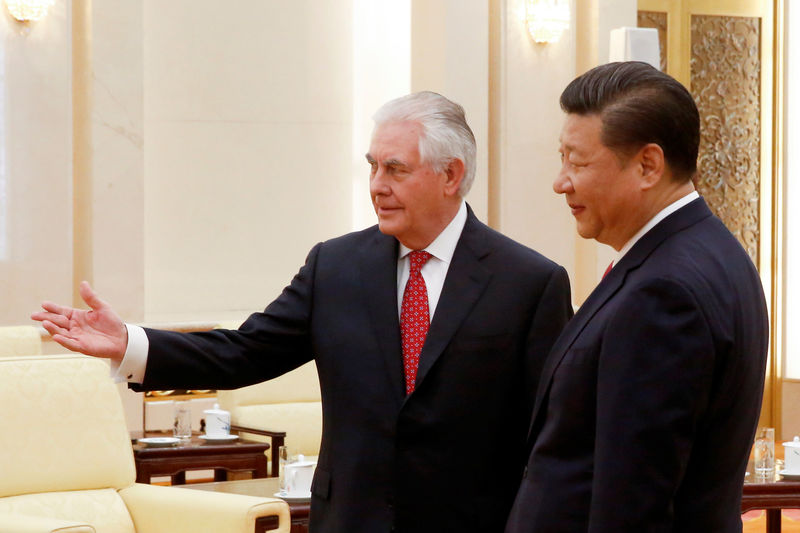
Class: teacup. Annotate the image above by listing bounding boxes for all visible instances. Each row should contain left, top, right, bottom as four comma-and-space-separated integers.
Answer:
784, 436, 800, 473
284, 456, 316, 496
203, 404, 230, 437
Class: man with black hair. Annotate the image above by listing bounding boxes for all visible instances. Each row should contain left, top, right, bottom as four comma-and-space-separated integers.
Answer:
506, 62, 768, 532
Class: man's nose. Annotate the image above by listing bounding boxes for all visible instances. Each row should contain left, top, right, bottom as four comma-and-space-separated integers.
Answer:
553, 167, 572, 195
370, 168, 390, 196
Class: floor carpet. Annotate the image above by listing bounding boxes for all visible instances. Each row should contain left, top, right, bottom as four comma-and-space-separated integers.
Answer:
743, 509, 800, 532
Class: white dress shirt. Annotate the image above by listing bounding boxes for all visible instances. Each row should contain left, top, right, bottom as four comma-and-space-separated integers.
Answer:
114, 200, 469, 384
607, 190, 699, 273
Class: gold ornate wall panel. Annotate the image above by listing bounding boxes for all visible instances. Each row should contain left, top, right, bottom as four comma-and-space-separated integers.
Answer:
690, 14, 761, 265
637, 10, 668, 72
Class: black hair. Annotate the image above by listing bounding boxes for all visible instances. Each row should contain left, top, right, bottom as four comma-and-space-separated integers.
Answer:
560, 61, 700, 181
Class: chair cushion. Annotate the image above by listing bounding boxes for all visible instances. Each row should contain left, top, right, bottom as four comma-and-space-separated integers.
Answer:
234, 403, 322, 457
0, 326, 42, 356
0, 489, 135, 533
0, 356, 136, 498
217, 362, 320, 407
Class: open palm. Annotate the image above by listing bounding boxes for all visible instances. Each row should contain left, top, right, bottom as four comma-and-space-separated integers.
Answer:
31, 281, 128, 361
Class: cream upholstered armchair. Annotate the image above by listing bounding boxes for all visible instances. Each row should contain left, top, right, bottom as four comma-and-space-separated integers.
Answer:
217, 361, 322, 476
0, 325, 42, 356
0, 355, 290, 533
214, 322, 322, 475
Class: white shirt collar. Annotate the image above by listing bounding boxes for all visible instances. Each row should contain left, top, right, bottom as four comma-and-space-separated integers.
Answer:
399, 200, 467, 263
614, 190, 699, 266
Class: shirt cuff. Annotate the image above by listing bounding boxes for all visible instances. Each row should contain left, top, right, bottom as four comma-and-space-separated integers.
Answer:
110, 324, 149, 383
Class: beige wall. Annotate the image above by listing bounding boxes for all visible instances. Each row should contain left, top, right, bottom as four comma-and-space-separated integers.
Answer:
784, 382, 800, 440
489, 0, 635, 298
411, 0, 490, 221
142, 0, 354, 323
0, 0, 634, 431
74, 0, 145, 321
0, 2, 73, 324
0, 0, 578, 327
141, 0, 491, 323
490, 0, 578, 279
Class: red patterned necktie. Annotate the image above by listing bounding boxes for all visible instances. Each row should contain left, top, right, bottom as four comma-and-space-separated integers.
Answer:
401, 250, 432, 395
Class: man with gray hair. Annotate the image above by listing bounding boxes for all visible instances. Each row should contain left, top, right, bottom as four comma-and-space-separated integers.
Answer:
33, 91, 572, 533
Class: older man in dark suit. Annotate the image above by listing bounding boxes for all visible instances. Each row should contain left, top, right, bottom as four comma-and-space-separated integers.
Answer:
505, 62, 769, 533
34, 91, 572, 533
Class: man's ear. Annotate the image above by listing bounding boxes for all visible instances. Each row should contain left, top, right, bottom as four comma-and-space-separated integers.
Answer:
638, 143, 665, 190
443, 158, 466, 197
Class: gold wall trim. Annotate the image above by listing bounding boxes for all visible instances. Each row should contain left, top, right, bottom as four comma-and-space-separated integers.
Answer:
72, 0, 93, 307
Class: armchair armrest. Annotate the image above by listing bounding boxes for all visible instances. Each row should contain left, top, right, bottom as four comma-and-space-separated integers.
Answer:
119, 483, 290, 533
0, 513, 95, 533
231, 424, 286, 477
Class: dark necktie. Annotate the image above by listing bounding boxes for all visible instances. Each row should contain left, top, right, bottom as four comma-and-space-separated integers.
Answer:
401, 251, 432, 395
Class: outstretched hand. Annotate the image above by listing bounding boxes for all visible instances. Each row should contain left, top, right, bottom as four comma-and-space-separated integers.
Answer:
31, 281, 128, 361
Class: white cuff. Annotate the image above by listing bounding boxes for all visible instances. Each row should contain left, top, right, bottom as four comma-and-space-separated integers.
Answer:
111, 324, 149, 383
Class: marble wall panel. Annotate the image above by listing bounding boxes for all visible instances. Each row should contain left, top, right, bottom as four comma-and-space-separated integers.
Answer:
0, 3, 73, 324
143, 0, 353, 322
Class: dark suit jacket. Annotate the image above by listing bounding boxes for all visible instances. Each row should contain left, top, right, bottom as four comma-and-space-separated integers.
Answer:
505, 198, 768, 533
136, 207, 573, 533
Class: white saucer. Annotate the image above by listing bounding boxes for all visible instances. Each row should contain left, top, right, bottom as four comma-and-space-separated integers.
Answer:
274, 491, 311, 502
137, 437, 180, 447
198, 434, 239, 443
779, 469, 800, 480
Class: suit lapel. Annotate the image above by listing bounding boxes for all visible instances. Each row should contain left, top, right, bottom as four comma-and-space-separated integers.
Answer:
526, 198, 713, 441
413, 208, 492, 394
360, 229, 406, 401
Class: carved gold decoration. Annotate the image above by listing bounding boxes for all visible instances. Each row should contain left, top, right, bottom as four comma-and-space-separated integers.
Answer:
637, 10, 668, 72
690, 14, 761, 264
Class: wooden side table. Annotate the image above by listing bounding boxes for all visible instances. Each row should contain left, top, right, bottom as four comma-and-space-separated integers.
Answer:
742, 475, 800, 533
742, 452, 800, 533
187, 477, 309, 533
132, 431, 269, 485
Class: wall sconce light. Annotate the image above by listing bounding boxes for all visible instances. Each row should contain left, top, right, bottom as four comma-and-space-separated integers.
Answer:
5, 0, 55, 22
526, 0, 570, 44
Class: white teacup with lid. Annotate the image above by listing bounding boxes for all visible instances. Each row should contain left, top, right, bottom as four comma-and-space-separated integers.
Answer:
783, 436, 800, 474
203, 403, 231, 437
283, 454, 316, 498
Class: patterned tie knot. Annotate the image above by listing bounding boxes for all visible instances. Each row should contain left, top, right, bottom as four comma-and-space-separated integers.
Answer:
408, 250, 432, 275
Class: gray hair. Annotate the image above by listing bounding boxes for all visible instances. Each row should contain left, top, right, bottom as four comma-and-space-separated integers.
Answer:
372, 91, 476, 197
